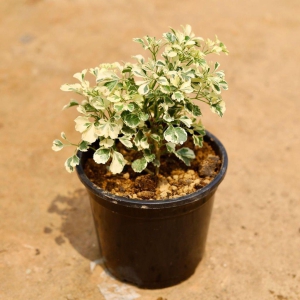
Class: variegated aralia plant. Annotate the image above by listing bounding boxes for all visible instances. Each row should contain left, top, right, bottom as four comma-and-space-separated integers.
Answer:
52, 25, 228, 175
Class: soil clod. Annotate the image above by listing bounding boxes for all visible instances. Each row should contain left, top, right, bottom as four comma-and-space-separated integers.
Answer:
134, 174, 157, 192
199, 154, 221, 177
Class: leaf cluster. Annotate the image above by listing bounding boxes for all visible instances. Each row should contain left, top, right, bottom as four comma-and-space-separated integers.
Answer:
52, 25, 228, 175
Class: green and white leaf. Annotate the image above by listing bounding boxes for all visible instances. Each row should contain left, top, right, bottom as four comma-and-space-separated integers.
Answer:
60, 83, 81, 92
110, 151, 126, 174
132, 54, 145, 64
219, 80, 228, 90
214, 62, 220, 70
150, 134, 161, 142
90, 97, 107, 110
156, 60, 165, 67
169, 73, 180, 87
171, 91, 184, 101
100, 138, 114, 148
52, 139, 64, 151
107, 91, 122, 102
74, 116, 91, 133
138, 82, 150, 95
81, 123, 98, 143
185, 102, 201, 116
138, 112, 149, 121
133, 130, 148, 149
160, 85, 172, 94
96, 69, 118, 82
192, 123, 206, 135
97, 120, 122, 139
123, 113, 140, 128
93, 149, 110, 164
73, 69, 87, 82
143, 149, 155, 163
127, 103, 136, 112
104, 79, 119, 92
75, 117, 98, 143
78, 140, 89, 152
132, 67, 146, 78
119, 136, 133, 148
164, 97, 175, 107
140, 137, 149, 149
192, 135, 204, 147
152, 159, 160, 167
164, 125, 187, 145
62, 100, 79, 110
166, 142, 176, 153
179, 116, 192, 127
157, 77, 169, 86
64, 156, 74, 173
180, 81, 193, 94
175, 147, 195, 166
163, 112, 174, 122
131, 157, 147, 173
113, 103, 124, 112
133, 38, 146, 48
121, 125, 136, 135
212, 83, 221, 94
64, 155, 80, 173
210, 100, 226, 117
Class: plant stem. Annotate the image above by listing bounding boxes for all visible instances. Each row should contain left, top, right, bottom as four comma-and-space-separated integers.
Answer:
144, 168, 154, 175
154, 140, 161, 176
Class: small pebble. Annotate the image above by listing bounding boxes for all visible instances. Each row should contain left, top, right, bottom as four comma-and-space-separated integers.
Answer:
133, 194, 137, 198
160, 191, 168, 198
173, 175, 179, 180
118, 186, 125, 192
123, 173, 130, 179
171, 185, 177, 191
203, 179, 211, 184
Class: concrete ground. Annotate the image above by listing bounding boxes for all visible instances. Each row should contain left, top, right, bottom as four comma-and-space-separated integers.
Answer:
1, 0, 300, 299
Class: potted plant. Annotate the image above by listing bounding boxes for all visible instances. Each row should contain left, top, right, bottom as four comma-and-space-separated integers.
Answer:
52, 25, 229, 288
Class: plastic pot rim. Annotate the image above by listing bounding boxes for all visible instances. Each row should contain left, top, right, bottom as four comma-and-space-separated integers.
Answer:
76, 130, 228, 209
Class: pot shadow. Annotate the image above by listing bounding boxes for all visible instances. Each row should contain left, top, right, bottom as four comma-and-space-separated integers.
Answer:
47, 188, 100, 261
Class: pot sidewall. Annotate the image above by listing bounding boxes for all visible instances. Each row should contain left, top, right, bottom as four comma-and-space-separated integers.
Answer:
76, 131, 228, 288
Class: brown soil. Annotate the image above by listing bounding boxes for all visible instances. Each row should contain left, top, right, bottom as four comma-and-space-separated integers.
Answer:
84, 140, 221, 200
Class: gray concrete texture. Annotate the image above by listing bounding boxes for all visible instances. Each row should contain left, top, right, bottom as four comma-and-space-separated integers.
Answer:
1, 0, 300, 299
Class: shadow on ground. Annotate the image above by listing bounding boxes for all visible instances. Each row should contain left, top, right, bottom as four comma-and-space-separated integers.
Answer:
47, 188, 100, 261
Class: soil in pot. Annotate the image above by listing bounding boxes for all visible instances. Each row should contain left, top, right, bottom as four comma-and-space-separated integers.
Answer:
84, 139, 221, 200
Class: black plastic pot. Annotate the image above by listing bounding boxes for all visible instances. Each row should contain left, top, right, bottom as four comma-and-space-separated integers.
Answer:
76, 131, 228, 289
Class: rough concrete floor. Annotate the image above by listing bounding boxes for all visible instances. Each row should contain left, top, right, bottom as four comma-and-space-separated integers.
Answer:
1, 0, 300, 299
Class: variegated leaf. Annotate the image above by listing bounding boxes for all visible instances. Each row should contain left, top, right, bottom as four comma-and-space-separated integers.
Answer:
93, 149, 110, 164
131, 157, 147, 173
110, 151, 126, 174
164, 125, 187, 145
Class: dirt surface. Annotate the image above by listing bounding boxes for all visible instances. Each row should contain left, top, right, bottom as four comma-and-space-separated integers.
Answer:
84, 140, 220, 200
1, 1, 300, 299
